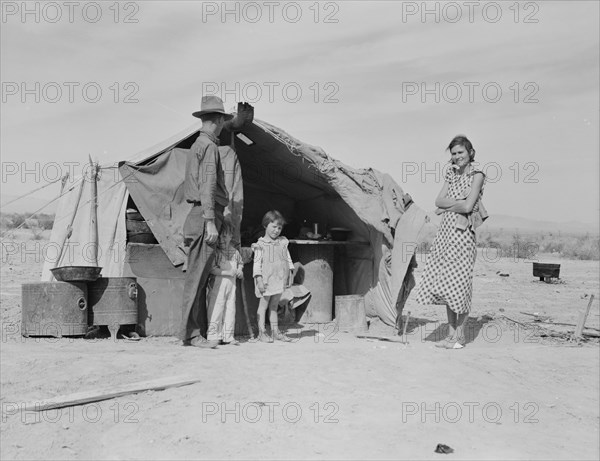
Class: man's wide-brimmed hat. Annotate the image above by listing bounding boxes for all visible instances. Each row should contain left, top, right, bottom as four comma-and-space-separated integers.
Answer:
192, 95, 234, 120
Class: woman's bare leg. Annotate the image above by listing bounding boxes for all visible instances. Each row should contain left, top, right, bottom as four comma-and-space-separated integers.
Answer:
446, 306, 457, 340
455, 313, 468, 345
436, 306, 457, 348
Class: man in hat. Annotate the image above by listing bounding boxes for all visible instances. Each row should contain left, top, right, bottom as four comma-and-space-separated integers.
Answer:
180, 95, 233, 348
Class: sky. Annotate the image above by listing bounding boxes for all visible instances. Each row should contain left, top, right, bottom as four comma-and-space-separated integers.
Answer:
1, 0, 599, 225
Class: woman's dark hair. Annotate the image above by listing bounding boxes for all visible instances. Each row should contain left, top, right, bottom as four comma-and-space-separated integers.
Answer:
447, 135, 475, 161
262, 210, 286, 228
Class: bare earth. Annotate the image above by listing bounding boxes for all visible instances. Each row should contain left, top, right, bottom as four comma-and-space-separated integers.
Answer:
1, 231, 599, 460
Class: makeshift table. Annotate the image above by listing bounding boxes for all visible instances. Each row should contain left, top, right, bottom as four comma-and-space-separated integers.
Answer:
288, 240, 369, 323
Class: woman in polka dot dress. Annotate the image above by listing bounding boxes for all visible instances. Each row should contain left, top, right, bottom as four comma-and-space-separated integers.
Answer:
414, 135, 486, 349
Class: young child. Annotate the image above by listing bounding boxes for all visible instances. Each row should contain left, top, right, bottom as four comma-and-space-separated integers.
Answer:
206, 221, 244, 346
252, 210, 295, 342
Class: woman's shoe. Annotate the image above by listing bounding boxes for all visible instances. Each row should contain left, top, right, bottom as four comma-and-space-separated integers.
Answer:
435, 339, 464, 349
435, 336, 455, 348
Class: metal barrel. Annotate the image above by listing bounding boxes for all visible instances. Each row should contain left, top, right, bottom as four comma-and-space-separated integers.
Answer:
532, 262, 561, 281
295, 245, 334, 323
21, 282, 88, 337
88, 277, 138, 327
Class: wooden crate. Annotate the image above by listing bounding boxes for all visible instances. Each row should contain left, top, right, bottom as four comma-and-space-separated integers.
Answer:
124, 244, 185, 336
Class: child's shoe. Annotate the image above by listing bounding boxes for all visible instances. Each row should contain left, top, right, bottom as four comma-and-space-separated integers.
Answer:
274, 332, 292, 342
189, 337, 219, 349
258, 332, 273, 343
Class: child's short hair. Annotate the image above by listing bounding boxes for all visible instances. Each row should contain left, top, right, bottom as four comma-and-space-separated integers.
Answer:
262, 210, 286, 228
220, 220, 234, 239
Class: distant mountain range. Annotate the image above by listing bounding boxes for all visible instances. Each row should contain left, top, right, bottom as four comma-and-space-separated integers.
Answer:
1, 194, 597, 235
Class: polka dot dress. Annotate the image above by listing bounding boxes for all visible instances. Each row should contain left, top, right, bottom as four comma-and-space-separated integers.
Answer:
414, 166, 484, 314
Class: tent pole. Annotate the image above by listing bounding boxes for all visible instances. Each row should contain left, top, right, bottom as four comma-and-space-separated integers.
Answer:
88, 155, 99, 266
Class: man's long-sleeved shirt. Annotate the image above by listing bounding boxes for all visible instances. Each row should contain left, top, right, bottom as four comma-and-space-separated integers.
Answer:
219, 145, 243, 247
183, 130, 229, 220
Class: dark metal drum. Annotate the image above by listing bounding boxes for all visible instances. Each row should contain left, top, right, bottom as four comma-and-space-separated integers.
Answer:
88, 277, 138, 337
533, 262, 561, 282
21, 282, 88, 337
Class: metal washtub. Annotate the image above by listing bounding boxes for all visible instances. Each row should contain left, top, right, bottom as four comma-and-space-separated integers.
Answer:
88, 277, 139, 339
21, 282, 88, 337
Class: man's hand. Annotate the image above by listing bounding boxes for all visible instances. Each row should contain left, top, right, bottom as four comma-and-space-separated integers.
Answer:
206, 220, 218, 245
236, 268, 244, 279
256, 276, 266, 295
231, 102, 254, 130
434, 208, 445, 215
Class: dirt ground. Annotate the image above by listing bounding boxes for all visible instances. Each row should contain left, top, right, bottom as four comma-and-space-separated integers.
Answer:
1, 230, 599, 460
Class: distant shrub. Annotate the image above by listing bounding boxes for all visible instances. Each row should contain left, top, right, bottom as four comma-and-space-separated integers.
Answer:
481, 230, 599, 261
461, 227, 598, 261
561, 234, 600, 260
0, 212, 54, 231
9, 213, 27, 229
36, 213, 54, 230
30, 226, 45, 240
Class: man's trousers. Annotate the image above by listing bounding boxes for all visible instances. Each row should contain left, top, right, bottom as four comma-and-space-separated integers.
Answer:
179, 205, 223, 342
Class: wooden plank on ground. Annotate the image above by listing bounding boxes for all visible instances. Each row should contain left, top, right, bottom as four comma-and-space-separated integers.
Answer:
575, 294, 595, 340
582, 329, 600, 338
22, 375, 202, 411
356, 334, 406, 343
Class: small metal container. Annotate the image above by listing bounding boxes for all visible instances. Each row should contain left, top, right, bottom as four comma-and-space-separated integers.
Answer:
21, 282, 88, 337
335, 295, 368, 333
88, 277, 138, 338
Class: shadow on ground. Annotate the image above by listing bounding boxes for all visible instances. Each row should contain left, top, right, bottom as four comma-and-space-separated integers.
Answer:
420, 314, 495, 345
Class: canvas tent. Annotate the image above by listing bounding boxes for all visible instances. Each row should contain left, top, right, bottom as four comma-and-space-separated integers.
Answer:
42, 118, 428, 328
